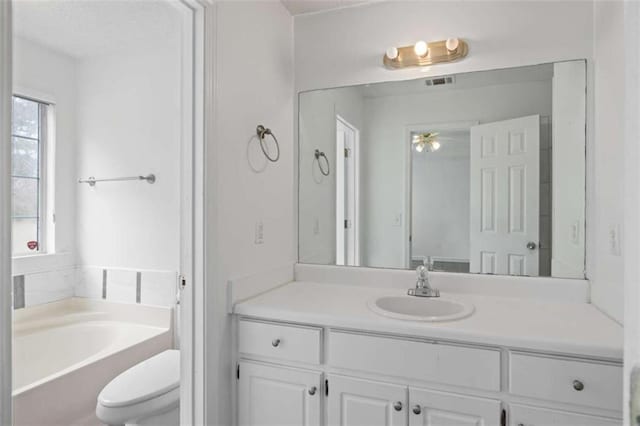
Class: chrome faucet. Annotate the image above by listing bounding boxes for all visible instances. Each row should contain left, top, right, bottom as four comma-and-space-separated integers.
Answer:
407, 265, 440, 297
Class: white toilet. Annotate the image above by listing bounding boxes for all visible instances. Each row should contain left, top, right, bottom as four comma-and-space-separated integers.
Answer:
96, 350, 180, 426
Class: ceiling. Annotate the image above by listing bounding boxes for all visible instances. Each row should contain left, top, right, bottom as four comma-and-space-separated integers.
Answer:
12, 0, 181, 59
281, 0, 374, 16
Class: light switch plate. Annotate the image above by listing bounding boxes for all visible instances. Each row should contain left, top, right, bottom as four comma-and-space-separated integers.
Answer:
254, 221, 264, 245
609, 224, 622, 256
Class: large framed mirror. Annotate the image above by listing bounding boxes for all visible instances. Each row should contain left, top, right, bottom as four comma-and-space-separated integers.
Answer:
298, 60, 586, 279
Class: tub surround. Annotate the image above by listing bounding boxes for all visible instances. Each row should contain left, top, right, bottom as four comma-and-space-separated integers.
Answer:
234, 274, 622, 425
13, 298, 173, 425
11, 266, 177, 310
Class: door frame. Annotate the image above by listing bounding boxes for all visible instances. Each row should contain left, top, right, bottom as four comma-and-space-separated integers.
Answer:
176, 0, 208, 424
0, 1, 12, 424
403, 121, 477, 269
0, 1, 211, 424
335, 114, 360, 266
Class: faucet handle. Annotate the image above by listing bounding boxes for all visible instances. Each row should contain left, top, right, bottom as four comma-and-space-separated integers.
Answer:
416, 265, 428, 280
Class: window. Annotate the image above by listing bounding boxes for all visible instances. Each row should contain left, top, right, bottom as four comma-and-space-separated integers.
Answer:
11, 95, 48, 255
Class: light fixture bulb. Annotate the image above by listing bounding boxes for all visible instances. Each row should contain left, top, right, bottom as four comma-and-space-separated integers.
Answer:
415, 142, 425, 153
430, 141, 441, 151
446, 37, 460, 52
385, 47, 399, 60
414, 40, 428, 57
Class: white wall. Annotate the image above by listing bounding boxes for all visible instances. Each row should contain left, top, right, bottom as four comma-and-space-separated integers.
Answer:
293, 1, 630, 319
294, 1, 593, 92
12, 37, 77, 274
411, 135, 470, 263
360, 80, 552, 268
205, 2, 294, 425
623, 1, 640, 422
75, 19, 181, 271
552, 61, 587, 279
590, 1, 624, 323
299, 86, 364, 264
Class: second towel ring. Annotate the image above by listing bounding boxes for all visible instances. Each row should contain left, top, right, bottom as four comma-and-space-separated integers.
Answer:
256, 125, 280, 162
315, 149, 330, 176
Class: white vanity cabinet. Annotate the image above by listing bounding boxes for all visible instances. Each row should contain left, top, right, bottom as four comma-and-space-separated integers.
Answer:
235, 318, 622, 426
238, 361, 322, 426
327, 375, 407, 426
408, 388, 501, 426
509, 404, 620, 426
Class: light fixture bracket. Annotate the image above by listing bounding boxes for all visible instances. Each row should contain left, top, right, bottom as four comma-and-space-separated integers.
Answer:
383, 39, 468, 69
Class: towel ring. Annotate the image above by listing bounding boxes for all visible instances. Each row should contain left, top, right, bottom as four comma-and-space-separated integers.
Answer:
315, 149, 330, 176
256, 125, 280, 162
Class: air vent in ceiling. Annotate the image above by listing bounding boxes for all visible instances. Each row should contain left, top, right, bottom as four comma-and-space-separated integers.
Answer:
425, 76, 455, 87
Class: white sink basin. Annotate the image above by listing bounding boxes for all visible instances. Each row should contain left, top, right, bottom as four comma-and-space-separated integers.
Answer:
368, 296, 474, 322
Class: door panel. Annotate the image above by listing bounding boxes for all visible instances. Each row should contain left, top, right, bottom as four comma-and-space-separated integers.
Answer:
238, 361, 321, 426
409, 387, 501, 426
327, 375, 407, 426
470, 115, 540, 276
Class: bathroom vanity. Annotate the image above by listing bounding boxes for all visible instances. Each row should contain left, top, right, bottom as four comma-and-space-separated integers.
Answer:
233, 280, 622, 426
232, 58, 622, 426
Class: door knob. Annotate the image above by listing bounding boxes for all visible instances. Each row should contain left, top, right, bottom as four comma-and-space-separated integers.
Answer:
308, 386, 317, 396
393, 401, 403, 411
526, 241, 537, 250
412, 405, 422, 415
271, 338, 281, 347
573, 380, 585, 391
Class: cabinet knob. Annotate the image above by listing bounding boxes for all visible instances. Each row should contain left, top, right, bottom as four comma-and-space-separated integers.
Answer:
271, 338, 281, 347
308, 386, 317, 396
573, 379, 585, 391
393, 401, 403, 411
412, 405, 422, 415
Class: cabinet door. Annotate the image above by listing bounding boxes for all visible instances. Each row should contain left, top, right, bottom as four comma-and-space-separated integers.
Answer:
327, 375, 407, 426
510, 404, 620, 426
238, 361, 322, 426
409, 387, 501, 426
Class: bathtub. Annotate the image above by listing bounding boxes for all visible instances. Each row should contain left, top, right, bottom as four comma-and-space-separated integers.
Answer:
12, 297, 174, 426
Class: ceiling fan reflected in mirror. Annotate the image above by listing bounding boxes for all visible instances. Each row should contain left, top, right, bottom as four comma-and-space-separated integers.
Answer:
412, 132, 441, 153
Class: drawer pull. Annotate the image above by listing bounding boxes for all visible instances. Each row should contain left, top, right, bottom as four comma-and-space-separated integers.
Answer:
412, 405, 422, 415
393, 401, 403, 411
271, 338, 281, 347
572, 379, 585, 391
308, 386, 317, 396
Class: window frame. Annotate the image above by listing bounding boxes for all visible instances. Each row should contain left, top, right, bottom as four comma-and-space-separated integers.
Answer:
10, 94, 49, 256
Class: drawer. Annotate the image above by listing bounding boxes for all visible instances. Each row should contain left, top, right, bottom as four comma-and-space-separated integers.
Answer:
238, 319, 322, 364
509, 352, 622, 411
328, 330, 501, 391
510, 404, 620, 426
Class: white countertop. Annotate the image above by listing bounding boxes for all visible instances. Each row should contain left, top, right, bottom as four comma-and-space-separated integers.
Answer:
234, 281, 623, 360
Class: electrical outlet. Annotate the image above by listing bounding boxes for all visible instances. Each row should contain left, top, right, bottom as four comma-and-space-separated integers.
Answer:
608, 224, 621, 256
255, 221, 264, 245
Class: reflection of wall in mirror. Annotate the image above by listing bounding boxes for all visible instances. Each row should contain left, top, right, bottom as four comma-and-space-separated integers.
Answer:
298, 86, 364, 265
411, 130, 470, 268
361, 73, 553, 270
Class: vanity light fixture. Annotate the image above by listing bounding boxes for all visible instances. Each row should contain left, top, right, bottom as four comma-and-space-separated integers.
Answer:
414, 40, 429, 57
384, 37, 468, 69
